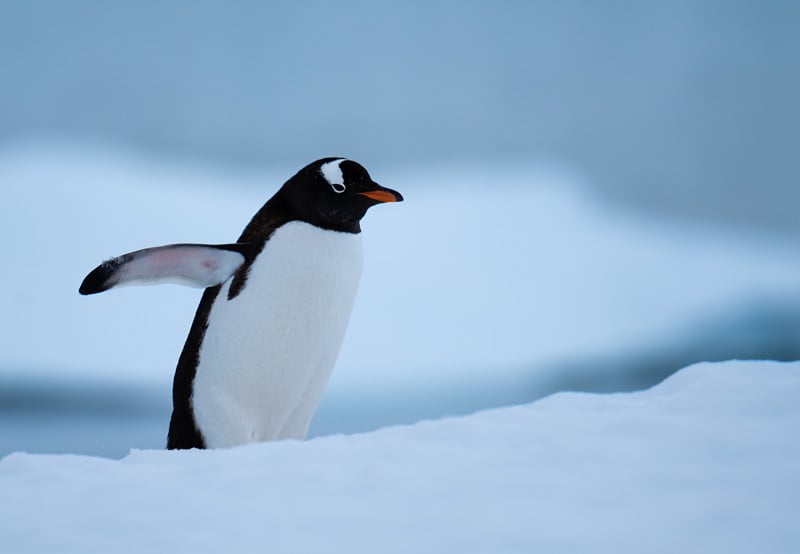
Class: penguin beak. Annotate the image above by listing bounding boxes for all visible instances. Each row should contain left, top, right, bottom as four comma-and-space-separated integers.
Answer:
358, 185, 403, 203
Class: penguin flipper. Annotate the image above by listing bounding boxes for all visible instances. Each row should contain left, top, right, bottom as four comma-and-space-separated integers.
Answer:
79, 243, 254, 295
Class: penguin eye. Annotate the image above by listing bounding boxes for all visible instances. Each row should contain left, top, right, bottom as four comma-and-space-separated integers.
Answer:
330, 182, 346, 193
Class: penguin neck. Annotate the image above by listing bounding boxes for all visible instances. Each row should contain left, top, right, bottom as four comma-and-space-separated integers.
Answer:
226, 190, 361, 301
239, 191, 361, 243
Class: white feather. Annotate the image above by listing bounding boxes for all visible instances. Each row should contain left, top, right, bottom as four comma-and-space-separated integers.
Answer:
319, 159, 345, 188
191, 221, 363, 447
113, 245, 245, 290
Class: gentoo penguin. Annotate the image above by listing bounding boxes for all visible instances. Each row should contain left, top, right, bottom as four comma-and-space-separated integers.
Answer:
79, 158, 402, 449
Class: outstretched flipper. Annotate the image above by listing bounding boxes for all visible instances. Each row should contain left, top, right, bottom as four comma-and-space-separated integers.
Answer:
79, 243, 255, 295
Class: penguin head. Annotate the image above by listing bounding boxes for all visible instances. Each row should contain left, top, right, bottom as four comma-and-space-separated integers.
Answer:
281, 158, 403, 232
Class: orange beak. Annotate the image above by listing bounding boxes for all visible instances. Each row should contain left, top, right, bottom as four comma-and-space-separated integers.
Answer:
358, 189, 403, 203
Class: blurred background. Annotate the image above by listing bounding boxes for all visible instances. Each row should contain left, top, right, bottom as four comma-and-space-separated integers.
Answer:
1, 1, 799, 458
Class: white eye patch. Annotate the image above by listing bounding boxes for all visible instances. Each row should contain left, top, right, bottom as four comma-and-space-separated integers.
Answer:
320, 159, 347, 193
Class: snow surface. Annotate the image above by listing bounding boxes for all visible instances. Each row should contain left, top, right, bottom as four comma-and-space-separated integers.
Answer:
1, 360, 798, 553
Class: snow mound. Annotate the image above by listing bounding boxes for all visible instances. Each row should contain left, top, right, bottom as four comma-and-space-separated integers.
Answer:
2, 360, 798, 553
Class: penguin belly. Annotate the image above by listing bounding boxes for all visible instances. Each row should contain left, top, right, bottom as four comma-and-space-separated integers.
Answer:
190, 221, 363, 448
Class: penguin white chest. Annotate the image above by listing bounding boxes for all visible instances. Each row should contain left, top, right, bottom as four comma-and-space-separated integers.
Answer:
191, 221, 363, 448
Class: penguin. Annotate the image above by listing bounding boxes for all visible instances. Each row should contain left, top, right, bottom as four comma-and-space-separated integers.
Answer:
79, 158, 402, 449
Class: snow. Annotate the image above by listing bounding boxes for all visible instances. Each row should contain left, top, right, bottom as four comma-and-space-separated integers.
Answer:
1, 360, 798, 553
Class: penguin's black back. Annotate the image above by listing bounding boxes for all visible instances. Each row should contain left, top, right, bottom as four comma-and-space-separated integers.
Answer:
166, 285, 219, 449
